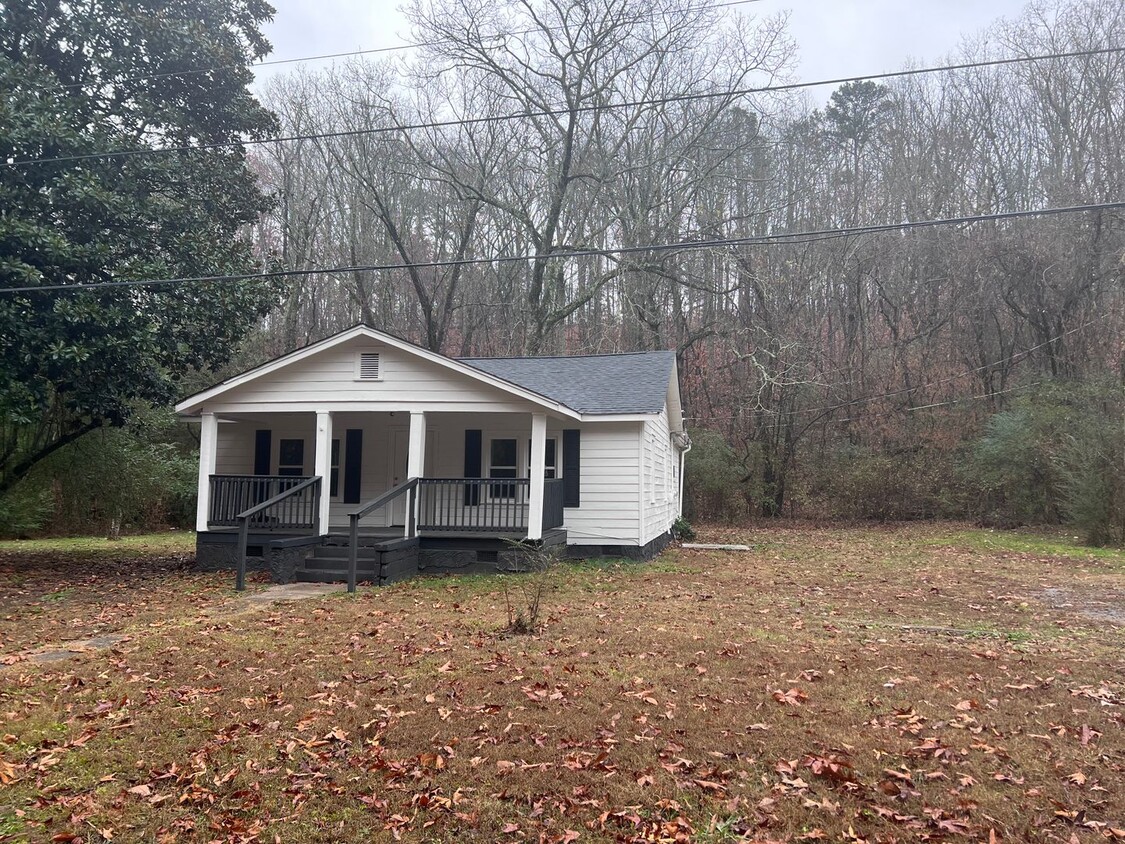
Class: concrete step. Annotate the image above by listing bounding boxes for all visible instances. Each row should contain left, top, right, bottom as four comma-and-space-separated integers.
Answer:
307, 549, 379, 562
303, 557, 378, 572
294, 568, 376, 584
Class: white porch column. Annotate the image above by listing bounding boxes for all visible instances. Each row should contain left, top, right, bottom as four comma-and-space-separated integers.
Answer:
407, 411, 427, 478
195, 412, 218, 533
527, 412, 547, 541
406, 411, 427, 538
313, 410, 333, 533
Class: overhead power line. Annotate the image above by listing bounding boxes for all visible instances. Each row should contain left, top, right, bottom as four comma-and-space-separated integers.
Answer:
6, 45, 1124, 169
3, 201, 1122, 295
51, 0, 770, 92
684, 313, 1110, 422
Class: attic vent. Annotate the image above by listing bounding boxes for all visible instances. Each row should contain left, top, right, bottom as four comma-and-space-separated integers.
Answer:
357, 352, 381, 380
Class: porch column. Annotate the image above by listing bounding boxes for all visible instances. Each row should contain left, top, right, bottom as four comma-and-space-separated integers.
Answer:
406, 412, 427, 538
195, 412, 218, 533
527, 412, 547, 541
313, 410, 333, 533
407, 411, 427, 478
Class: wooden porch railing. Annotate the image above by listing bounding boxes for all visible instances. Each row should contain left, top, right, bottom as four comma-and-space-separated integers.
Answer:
543, 478, 565, 530
209, 475, 318, 529
346, 478, 419, 594
418, 478, 529, 532
234, 476, 322, 591
415, 478, 565, 533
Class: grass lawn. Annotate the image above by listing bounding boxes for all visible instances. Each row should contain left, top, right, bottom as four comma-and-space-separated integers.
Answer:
1, 524, 1123, 843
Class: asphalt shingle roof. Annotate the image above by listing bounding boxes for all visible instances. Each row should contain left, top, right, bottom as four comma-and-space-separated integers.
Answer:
459, 351, 676, 414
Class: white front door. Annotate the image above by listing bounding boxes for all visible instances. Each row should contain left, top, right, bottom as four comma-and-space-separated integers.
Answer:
390, 429, 409, 526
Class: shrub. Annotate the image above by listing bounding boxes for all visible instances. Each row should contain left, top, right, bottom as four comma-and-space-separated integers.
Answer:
683, 429, 759, 522
5, 404, 198, 537
671, 516, 695, 540
966, 379, 1123, 544
813, 445, 959, 521
0, 485, 53, 537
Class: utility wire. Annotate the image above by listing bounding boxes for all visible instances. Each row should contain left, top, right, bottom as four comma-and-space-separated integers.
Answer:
683, 313, 1110, 422
2, 201, 1122, 295
50, 0, 770, 92
6, 45, 1124, 169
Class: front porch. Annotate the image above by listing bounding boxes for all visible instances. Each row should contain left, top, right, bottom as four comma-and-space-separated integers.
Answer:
193, 409, 574, 587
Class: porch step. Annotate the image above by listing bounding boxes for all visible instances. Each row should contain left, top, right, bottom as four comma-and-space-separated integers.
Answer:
294, 567, 377, 584
302, 556, 378, 572
291, 536, 420, 586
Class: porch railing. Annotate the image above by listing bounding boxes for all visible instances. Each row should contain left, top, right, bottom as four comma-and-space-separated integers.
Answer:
209, 475, 318, 529
418, 478, 529, 532
346, 478, 419, 594
415, 478, 564, 533
543, 478, 565, 530
234, 475, 322, 591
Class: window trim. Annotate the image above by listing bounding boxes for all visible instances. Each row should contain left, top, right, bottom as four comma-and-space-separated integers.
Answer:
487, 437, 519, 500
278, 438, 305, 477
329, 438, 341, 498
526, 437, 559, 479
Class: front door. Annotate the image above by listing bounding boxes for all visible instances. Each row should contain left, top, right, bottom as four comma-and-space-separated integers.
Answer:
390, 429, 409, 526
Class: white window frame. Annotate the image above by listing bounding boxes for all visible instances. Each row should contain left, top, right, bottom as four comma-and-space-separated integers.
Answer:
526, 436, 559, 479
487, 437, 520, 500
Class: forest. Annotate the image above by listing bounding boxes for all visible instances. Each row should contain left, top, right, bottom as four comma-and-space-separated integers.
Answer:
1, 0, 1122, 544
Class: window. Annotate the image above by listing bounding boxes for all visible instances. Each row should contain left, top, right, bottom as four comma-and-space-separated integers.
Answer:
278, 439, 305, 477
489, 438, 518, 499
526, 438, 558, 479
330, 438, 340, 497
357, 352, 381, 380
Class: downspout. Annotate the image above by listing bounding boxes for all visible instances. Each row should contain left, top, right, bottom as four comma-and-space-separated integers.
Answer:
675, 431, 692, 520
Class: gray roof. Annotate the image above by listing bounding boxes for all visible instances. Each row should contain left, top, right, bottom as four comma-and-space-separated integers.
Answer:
460, 351, 676, 414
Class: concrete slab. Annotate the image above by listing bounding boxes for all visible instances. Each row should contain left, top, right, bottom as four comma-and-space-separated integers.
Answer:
243, 582, 349, 603
20, 633, 129, 665
681, 543, 752, 552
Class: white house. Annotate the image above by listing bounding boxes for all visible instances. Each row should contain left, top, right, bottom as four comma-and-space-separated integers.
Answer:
175, 325, 690, 585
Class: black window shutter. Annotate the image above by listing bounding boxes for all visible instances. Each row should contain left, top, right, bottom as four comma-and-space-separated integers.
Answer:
253, 429, 272, 475
562, 429, 581, 507
343, 429, 363, 504
464, 429, 482, 505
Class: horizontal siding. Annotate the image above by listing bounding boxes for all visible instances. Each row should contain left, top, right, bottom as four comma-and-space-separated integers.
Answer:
208, 338, 544, 414
641, 410, 677, 545
563, 422, 641, 546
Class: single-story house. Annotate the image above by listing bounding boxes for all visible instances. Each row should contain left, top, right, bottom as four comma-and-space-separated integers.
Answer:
175, 325, 690, 585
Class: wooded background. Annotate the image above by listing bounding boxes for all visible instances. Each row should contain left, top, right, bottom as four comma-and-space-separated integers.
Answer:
2, 0, 1122, 542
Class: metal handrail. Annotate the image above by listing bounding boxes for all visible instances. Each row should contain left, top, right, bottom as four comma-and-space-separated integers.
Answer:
346, 477, 419, 593
236, 475, 322, 592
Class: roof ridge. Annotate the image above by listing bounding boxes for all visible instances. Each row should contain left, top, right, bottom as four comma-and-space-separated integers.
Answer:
458, 350, 674, 361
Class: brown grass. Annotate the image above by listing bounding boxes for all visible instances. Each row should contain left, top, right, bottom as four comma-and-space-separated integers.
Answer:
1, 523, 1123, 843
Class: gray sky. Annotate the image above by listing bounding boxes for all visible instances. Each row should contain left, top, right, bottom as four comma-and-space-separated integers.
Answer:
256, 0, 1031, 97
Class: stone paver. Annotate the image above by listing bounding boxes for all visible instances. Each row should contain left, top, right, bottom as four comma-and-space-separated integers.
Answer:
242, 582, 347, 603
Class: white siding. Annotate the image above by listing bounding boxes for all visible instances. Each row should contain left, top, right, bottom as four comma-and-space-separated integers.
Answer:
640, 409, 678, 545
204, 337, 539, 415
563, 421, 642, 547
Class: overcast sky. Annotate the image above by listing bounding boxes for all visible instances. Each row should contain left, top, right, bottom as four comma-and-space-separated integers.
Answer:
255, 0, 1031, 98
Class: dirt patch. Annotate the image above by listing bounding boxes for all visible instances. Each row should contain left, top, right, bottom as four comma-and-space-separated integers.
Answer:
1039, 585, 1125, 624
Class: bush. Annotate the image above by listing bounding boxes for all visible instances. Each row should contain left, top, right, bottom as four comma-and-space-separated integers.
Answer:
811, 445, 960, 521
967, 379, 1123, 544
1054, 403, 1124, 547
0, 485, 53, 537
2, 404, 198, 537
683, 429, 759, 522
671, 516, 696, 540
